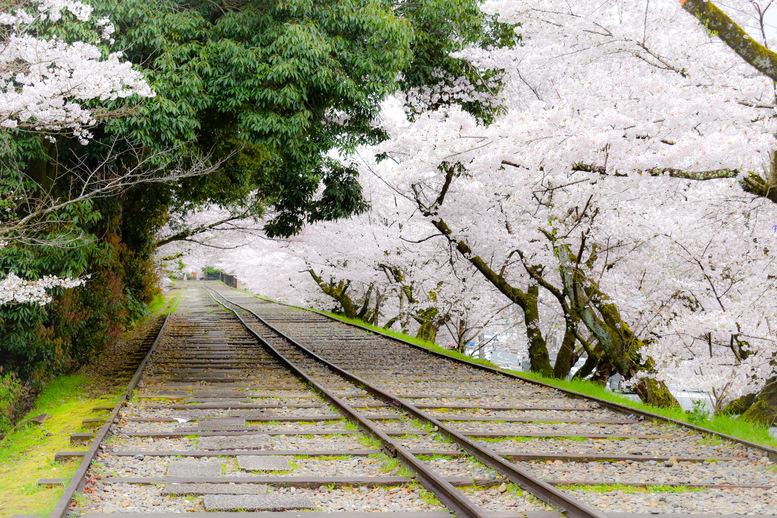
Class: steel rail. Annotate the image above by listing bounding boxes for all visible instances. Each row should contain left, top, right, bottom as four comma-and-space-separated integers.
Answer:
248, 285, 777, 462
49, 280, 186, 518
200, 283, 491, 518
206, 284, 608, 518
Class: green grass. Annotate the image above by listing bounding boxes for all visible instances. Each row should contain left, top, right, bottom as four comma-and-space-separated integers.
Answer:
146, 291, 168, 314
378, 456, 399, 472
0, 289, 179, 517
358, 436, 382, 449
559, 483, 705, 493
406, 482, 443, 506
0, 374, 122, 517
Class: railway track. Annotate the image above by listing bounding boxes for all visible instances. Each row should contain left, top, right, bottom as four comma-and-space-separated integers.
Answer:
51, 280, 777, 517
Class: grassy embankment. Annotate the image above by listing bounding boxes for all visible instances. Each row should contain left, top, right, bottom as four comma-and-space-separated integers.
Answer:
312, 309, 777, 449
0, 290, 176, 517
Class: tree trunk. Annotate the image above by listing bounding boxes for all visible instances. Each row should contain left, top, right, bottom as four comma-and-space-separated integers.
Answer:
723, 392, 757, 415
740, 377, 777, 426
356, 284, 374, 321
307, 270, 357, 318
553, 312, 578, 379
556, 245, 681, 407
558, 245, 633, 375
453, 319, 469, 353
633, 378, 680, 409
371, 288, 385, 326
414, 307, 449, 344
522, 285, 554, 378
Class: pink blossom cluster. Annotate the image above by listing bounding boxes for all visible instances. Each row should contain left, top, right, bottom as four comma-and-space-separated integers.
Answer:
0, 0, 154, 142
0, 272, 85, 305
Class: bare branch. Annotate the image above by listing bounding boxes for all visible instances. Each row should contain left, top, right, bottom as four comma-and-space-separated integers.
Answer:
156, 212, 250, 247
1, 137, 236, 245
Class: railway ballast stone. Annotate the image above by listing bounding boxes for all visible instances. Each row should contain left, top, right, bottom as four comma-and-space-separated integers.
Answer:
198, 434, 272, 450
185, 399, 247, 405
194, 417, 246, 431
238, 455, 292, 471
166, 460, 223, 477
161, 483, 268, 495
202, 494, 315, 511
229, 409, 276, 418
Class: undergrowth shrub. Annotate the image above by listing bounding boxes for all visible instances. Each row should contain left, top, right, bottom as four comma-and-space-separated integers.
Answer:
0, 229, 159, 387
0, 370, 28, 434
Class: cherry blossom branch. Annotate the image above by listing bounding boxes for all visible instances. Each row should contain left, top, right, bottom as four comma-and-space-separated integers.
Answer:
0, 272, 85, 305
571, 162, 739, 180
178, 238, 244, 250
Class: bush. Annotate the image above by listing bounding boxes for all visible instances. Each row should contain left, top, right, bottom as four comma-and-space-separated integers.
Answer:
0, 370, 28, 434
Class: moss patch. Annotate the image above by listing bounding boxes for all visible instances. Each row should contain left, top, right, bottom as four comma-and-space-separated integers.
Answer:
559, 483, 705, 493
0, 288, 177, 517
0, 374, 121, 516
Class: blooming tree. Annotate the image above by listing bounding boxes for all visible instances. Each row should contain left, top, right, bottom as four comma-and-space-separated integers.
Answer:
356, 0, 777, 408
0, 0, 153, 139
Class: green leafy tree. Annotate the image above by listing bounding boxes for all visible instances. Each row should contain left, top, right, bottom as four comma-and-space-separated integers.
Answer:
97, 0, 516, 237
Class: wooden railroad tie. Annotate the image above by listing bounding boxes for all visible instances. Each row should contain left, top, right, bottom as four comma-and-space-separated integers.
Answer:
55, 451, 87, 462
70, 432, 94, 444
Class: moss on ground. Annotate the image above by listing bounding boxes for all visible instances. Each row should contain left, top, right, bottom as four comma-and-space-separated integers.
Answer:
0, 287, 178, 517
0, 374, 121, 516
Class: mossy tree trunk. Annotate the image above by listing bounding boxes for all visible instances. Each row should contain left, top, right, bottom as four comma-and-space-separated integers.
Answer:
633, 378, 680, 409
307, 269, 358, 319
414, 307, 449, 343
555, 245, 679, 407
738, 377, 777, 426
553, 313, 579, 379
681, 0, 777, 82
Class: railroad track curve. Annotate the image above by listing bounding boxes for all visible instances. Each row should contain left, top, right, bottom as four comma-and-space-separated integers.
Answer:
50, 280, 777, 517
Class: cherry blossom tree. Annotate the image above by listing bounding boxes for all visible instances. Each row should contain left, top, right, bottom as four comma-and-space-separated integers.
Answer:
0, 0, 153, 138
352, 0, 777, 409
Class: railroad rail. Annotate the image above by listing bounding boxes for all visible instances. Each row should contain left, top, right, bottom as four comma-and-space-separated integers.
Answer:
50, 280, 777, 517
